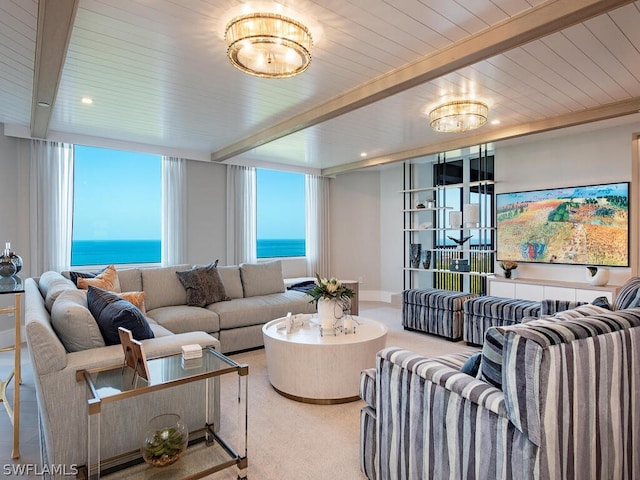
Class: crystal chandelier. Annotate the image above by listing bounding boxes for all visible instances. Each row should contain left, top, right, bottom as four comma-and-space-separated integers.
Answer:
225, 13, 313, 79
429, 100, 488, 133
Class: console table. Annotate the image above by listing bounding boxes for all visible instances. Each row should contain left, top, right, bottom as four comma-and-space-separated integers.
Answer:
488, 277, 621, 303
79, 347, 248, 479
0, 275, 24, 459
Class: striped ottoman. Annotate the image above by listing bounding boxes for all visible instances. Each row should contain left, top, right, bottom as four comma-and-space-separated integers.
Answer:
402, 289, 479, 340
463, 296, 541, 345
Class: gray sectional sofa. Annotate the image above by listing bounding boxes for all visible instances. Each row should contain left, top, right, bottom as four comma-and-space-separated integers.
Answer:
24, 260, 316, 476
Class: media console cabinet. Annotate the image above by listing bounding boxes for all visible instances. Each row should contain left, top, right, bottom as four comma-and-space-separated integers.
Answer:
488, 277, 621, 304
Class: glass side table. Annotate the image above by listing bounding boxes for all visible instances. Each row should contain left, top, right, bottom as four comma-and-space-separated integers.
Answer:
0, 275, 24, 459
78, 347, 248, 479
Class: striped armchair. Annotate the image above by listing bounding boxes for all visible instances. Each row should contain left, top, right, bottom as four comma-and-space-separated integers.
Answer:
360, 308, 640, 479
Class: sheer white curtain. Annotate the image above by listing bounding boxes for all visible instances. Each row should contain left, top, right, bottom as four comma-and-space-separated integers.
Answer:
161, 156, 187, 266
305, 174, 330, 277
29, 140, 74, 274
226, 165, 257, 264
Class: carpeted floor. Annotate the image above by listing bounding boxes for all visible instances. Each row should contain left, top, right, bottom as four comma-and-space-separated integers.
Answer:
206, 301, 478, 480
0, 300, 478, 480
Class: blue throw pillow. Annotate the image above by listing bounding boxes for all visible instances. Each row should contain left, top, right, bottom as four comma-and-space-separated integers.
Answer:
460, 351, 482, 377
87, 286, 154, 345
590, 296, 612, 310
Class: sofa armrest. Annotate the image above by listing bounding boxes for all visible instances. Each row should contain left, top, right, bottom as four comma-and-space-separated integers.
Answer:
378, 348, 506, 417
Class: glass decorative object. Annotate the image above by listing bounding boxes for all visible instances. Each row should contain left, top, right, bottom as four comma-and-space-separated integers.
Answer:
0, 243, 17, 278
410, 243, 421, 268
4, 243, 22, 274
141, 414, 189, 467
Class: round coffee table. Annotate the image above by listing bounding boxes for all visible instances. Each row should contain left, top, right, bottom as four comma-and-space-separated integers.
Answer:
262, 315, 388, 404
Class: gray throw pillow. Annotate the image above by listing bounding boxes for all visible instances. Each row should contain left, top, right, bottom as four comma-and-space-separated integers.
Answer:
239, 260, 285, 297
176, 262, 229, 307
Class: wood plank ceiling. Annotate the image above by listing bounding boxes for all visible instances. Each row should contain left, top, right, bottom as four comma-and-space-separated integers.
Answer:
1, 0, 640, 174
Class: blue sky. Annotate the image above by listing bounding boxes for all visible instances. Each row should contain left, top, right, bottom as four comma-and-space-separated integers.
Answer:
73, 146, 306, 241
256, 169, 305, 239
73, 145, 161, 240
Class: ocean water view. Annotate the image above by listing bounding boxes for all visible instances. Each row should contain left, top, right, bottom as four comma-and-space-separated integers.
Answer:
71, 240, 161, 266
71, 238, 306, 266
257, 238, 305, 258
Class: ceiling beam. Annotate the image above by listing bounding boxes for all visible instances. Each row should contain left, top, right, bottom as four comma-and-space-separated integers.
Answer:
211, 0, 633, 162
321, 97, 640, 176
30, 0, 79, 139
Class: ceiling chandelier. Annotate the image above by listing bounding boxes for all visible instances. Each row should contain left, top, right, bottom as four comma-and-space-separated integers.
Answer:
225, 13, 313, 79
429, 100, 488, 133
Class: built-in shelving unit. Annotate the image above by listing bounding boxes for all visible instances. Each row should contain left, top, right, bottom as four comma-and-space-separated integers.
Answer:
402, 148, 496, 293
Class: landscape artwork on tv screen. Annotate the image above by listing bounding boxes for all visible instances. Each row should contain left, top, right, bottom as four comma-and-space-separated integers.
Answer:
496, 182, 629, 267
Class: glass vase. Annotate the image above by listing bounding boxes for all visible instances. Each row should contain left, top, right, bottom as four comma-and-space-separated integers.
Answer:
141, 414, 189, 467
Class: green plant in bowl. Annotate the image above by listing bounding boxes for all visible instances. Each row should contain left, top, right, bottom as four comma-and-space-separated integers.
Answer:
141, 414, 188, 467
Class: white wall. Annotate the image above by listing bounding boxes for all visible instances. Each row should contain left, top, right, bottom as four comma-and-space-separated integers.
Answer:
329, 170, 382, 300
495, 123, 640, 286
185, 160, 227, 265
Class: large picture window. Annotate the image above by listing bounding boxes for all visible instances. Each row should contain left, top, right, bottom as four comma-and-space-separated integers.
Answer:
256, 169, 306, 258
71, 145, 162, 266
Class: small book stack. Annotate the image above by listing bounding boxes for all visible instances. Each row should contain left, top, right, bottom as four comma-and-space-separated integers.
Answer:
181, 344, 203, 359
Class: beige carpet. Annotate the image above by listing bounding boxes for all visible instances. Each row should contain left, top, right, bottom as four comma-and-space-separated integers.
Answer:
207, 301, 478, 480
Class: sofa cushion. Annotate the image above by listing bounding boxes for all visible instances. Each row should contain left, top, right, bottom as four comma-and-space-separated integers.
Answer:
141, 264, 190, 310
208, 290, 316, 330
117, 267, 143, 292
146, 305, 220, 334
240, 260, 285, 297
478, 304, 610, 388
614, 276, 640, 310
86, 286, 154, 345
50, 289, 105, 352
218, 266, 244, 299
176, 262, 229, 307
39, 271, 77, 312
64, 267, 107, 286
77, 265, 122, 293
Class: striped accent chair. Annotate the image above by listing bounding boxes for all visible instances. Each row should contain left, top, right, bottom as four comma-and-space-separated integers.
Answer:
463, 295, 541, 345
403, 289, 479, 341
360, 308, 640, 480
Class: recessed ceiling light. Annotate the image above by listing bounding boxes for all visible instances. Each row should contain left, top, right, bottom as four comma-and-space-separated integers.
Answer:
360, 152, 367, 157
81, 97, 93, 105
491, 119, 500, 125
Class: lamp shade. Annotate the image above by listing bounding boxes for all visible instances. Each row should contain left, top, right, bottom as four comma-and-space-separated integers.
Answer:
225, 13, 313, 78
449, 211, 462, 228
463, 203, 480, 226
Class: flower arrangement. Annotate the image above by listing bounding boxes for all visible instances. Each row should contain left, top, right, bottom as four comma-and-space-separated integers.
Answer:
499, 261, 518, 271
306, 274, 354, 303
499, 261, 518, 278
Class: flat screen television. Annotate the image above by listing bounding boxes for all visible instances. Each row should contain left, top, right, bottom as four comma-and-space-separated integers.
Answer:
496, 182, 629, 266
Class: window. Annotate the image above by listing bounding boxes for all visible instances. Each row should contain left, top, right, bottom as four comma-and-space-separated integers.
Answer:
256, 168, 306, 258
71, 146, 162, 266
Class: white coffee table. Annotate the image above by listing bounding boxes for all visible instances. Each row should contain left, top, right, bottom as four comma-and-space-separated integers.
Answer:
262, 315, 388, 404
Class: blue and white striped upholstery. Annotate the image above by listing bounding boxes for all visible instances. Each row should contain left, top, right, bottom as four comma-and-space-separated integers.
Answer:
360, 308, 640, 479
402, 289, 479, 340
463, 295, 541, 345
540, 299, 585, 316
